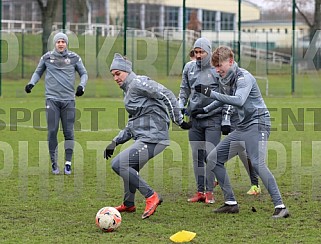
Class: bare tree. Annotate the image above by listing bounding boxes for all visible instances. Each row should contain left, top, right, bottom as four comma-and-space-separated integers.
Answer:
187, 10, 202, 42
72, 0, 89, 33
262, 0, 319, 41
36, 0, 59, 54
294, 0, 321, 41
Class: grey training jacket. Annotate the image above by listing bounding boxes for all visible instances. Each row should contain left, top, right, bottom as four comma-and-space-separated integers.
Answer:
113, 72, 183, 146
204, 67, 271, 129
28, 49, 88, 100
178, 60, 222, 118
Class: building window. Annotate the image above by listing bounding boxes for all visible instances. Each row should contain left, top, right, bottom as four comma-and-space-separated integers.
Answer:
202, 10, 216, 31
25, 3, 32, 21
164, 6, 179, 28
221, 12, 234, 30
145, 4, 161, 29
3, 4, 10, 20
127, 3, 140, 29
14, 4, 22, 20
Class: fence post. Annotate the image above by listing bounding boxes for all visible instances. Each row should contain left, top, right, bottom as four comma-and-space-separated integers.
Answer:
0, 0, 2, 97
21, 30, 24, 79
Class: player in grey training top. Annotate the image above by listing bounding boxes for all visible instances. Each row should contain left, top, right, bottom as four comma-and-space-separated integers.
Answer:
25, 32, 88, 175
194, 45, 289, 218
178, 37, 222, 204
179, 38, 260, 204
104, 53, 191, 220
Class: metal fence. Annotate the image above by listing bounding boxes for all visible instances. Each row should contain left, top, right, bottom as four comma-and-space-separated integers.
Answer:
1, 0, 319, 96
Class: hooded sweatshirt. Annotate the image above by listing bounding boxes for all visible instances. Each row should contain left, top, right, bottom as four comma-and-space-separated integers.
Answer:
178, 37, 222, 118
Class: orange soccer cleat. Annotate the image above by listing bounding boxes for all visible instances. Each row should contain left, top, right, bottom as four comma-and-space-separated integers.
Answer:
205, 191, 215, 204
142, 192, 162, 219
114, 204, 136, 213
187, 192, 206, 203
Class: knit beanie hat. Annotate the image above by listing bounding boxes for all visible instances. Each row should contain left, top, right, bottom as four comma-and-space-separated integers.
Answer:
110, 53, 132, 73
193, 37, 211, 54
193, 37, 212, 67
53, 32, 69, 45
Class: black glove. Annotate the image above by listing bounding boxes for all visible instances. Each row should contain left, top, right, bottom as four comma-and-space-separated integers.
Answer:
104, 141, 117, 159
191, 108, 206, 118
179, 121, 192, 130
75, 86, 84, 96
25, 84, 34, 93
181, 108, 189, 116
221, 125, 231, 135
195, 84, 211, 97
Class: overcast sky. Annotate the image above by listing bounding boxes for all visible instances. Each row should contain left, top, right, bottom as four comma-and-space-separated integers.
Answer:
246, 0, 313, 11
246, 0, 273, 9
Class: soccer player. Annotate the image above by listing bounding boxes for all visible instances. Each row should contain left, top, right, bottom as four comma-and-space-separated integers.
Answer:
178, 37, 221, 204
25, 32, 88, 175
178, 38, 260, 204
193, 45, 289, 218
104, 53, 191, 219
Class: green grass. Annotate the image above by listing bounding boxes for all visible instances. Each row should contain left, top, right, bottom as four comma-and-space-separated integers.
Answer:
1, 78, 321, 243
2, 33, 300, 81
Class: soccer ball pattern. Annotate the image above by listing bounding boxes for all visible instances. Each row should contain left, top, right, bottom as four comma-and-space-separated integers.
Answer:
95, 207, 122, 232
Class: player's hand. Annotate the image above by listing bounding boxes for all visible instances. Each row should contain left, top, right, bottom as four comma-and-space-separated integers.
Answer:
104, 141, 117, 159
181, 108, 189, 116
195, 84, 211, 97
191, 108, 206, 118
75, 85, 84, 96
179, 121, 192, 130
25, 84, 34, 93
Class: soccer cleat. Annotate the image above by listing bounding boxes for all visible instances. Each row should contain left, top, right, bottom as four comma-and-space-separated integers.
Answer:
213, 204, 239, 214
115, 204, 136, 213
64, 164, 72, 175
247, 185, 261, 195
187, 192, 206, 203
205, 192, 215, 204
52, 163, 60, 175
142, 192, 162, 219
272, 208, 290, 219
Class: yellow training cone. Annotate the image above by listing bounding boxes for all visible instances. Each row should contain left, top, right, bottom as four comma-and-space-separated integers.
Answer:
170, 230, 196, 243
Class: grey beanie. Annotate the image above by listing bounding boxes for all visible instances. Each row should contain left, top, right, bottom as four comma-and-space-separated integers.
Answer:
193, 37, 211, 54
53, 32, 68, 45
110, 53, 132, 73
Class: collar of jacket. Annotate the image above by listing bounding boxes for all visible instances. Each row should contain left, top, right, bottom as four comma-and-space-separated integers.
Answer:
120, 71, 137, 91
220, 62, 238, 86
52, 48, 69, 57
196, 52, 212, 69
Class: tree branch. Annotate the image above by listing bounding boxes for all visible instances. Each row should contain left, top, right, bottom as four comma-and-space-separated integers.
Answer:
36, 0, 44, 12
295, 2, 312, 27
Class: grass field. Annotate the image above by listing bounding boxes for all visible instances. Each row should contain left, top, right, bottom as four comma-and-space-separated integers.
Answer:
1, 78, 321, 243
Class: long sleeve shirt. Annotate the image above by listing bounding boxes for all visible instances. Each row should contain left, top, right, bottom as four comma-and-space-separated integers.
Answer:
29, 49, 88, 100
204, 67, 270, 129
113, 72, 183, 146
178, 60, 222, 118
